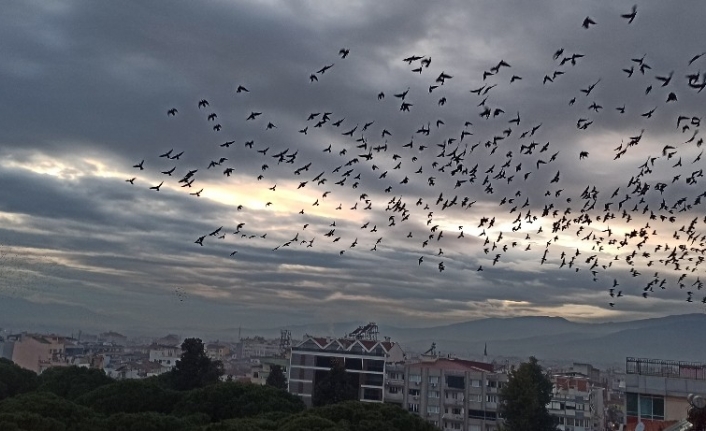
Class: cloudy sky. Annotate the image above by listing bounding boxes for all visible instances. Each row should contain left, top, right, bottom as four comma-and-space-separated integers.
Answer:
1, 0, 706, 336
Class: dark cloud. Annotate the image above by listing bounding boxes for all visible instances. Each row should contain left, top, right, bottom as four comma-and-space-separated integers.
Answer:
1, 0, 706, 334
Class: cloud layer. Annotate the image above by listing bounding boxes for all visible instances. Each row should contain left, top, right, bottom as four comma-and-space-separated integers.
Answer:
1, 0, 706, 334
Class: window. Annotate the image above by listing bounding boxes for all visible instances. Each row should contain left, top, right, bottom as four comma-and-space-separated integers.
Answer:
486, 380, 497, 388
428, 390, 440, 398
468, 393, 482, 402
409, 374, 422, 384
486, 395, 497, 403
446, 375, 465, 389
429, 376, 440, 385
408, 403, 419, 413
427, 405, 439, 414
626, 393, 664, 420
408, 388, 420, 396
471, 379, 481, 387
389, 386, 400, 394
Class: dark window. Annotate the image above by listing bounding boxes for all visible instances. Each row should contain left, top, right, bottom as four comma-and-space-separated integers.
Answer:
364, 359, 384, 372
346, 357, 363, 370
315, 355, 334, 368
363, 387, 382, 401
446, 375, 465, 389
364, 373, 384, 386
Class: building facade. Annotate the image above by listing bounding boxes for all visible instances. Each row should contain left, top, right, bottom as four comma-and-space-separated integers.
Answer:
549, 371, 605, 431
288, 324, 404, 407
385, 356, 506, 431
624, 357, 706, 431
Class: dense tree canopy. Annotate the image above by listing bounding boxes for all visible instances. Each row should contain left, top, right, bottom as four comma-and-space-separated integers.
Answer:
170, 338, 224, 391
311, 362, 358, 407
37, 366, 113, 400
0, 359, 38, 401
265, 365, 287, 390
0, 360, 433, 431
498, 356, 556, 431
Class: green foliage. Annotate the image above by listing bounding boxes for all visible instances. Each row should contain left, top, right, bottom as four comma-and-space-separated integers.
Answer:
311, 362, 358, 407
170, 338, 224, 391
0, 358, 38, 401
75, 379, 183, 415
309, 401, 439, 431
37, 366, 114, 400
265, 365, 287, 390
93, 412, 197, 431
0, 392, 96, 429
174, 382, 305, 422
0, 412, 67, 431
200, 417, 278, 431
276, 415, 344, 431
498, 356, 556, 431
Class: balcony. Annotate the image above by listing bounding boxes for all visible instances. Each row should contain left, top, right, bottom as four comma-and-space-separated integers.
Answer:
444, 397, 465, 406
442, 412, 464, 421
386, 377, 405, 386
385, 391, 403, 401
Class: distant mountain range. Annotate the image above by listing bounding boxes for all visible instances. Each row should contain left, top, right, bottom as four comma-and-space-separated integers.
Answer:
2, 294, 704, 369
246, 313, 706, 368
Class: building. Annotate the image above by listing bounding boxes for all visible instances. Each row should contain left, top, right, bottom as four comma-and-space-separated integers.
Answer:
206, 342, 231, 361
6, 333, 70, 373
249, 357, 290, 385
288, 323, 405, 407
148, 344, 181, 369
623, 357, 706, 431
387, 356, 505, 431
549, 371, 605, 431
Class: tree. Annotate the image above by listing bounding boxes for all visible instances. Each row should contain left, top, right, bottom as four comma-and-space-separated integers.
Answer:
37, 366, 113, 400
265, 365, 287, 390
0, 358, 38, 401
498, 356, 556, 431
170, 338, 224, 391
311, 360, 358, 407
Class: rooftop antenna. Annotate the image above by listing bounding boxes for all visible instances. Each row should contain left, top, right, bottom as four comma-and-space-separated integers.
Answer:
279, 329, 291, 357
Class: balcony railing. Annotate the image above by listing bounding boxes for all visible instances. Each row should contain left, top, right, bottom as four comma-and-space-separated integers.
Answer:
626, 357, 706, 380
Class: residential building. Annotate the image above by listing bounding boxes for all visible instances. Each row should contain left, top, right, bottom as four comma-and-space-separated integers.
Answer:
7, 333, 70, 373
148, 344, 180, 369
288, 323, 404, 407
549, 371, 604, 431
249, 357, 289, 385
387, 356, 505, 431
624, 357, 706, 431
206, 342, 230, 361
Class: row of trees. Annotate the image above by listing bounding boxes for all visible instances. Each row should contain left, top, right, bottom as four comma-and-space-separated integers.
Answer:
0, 338, 437, 431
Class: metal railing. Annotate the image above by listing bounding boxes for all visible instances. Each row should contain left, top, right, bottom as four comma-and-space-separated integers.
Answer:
626, 357, 706, 380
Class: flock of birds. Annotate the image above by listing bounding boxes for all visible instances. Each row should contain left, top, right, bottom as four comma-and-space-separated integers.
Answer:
126, 4, 706, 310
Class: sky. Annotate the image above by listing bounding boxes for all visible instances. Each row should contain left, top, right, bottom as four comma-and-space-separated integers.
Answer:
1, 0, 706, 336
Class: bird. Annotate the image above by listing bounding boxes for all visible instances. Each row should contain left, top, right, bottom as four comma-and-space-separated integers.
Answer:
149, 181, 164, 191
167, 108, 178, 116
133, 160, 144, 170
582, 17, 596, 28
620, 5, 637, 24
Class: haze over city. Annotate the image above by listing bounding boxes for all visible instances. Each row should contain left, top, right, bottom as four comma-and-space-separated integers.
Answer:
2, 0, 706, 335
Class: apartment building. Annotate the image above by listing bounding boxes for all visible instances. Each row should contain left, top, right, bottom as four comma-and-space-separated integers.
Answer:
385, 356, 506, 431
288, 323, 405, 407
623, 357, 706, 431
549, 371, 604, 431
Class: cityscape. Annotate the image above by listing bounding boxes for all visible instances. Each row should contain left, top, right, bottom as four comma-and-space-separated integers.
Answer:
2, 316, 706, 430
2, 0, 706, 430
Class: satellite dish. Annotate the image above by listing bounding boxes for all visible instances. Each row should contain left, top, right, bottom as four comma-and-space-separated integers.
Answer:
635, 422, 645, 431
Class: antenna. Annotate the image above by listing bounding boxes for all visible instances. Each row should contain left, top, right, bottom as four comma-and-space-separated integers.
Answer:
279, 329, 291, 357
